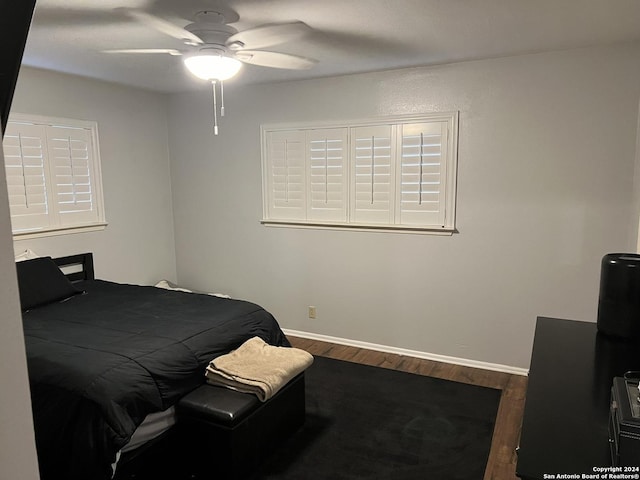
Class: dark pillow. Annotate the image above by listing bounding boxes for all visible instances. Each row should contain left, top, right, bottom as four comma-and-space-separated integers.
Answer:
16, 257, 82, 311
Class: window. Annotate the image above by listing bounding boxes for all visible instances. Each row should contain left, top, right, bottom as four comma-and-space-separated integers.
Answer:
261, 112, 458, 233
2, 114, 106, 237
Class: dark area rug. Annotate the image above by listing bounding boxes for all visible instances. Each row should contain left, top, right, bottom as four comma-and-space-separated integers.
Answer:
252, 356, 501, 480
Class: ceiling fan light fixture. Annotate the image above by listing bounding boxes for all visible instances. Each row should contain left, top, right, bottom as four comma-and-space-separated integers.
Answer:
183, 54, 242, 81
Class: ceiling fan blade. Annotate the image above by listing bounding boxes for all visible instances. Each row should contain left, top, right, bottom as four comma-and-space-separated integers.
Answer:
235, 51, 316, 70
103, 49, 183, 56
115, 7, 203, 45
227, 22, 311, 50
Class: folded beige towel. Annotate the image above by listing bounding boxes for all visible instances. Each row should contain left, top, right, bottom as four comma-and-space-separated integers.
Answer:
205, 336, 314, 402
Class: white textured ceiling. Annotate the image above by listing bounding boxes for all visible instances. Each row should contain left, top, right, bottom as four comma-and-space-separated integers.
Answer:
22, 0, 640, 93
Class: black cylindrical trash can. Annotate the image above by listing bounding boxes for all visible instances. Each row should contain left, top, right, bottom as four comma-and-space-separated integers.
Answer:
597, 253, 640, 339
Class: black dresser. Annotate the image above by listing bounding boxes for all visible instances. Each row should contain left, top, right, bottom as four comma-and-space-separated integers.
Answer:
516, 317, 640, 479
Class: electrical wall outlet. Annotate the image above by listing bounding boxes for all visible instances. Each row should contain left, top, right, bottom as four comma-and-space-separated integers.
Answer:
308, 306, 317, 319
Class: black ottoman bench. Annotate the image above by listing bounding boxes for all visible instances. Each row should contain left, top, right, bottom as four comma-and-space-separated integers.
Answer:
175, 373, 305, 479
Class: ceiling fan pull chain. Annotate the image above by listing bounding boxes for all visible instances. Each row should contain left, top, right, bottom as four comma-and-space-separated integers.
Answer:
220, 81, 226, 117
211, 80, 219, 135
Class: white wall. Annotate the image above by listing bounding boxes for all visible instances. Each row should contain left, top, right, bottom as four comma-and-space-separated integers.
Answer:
168, 43, 640, 369
0, 140, 40, 479
9, 68, 177, 285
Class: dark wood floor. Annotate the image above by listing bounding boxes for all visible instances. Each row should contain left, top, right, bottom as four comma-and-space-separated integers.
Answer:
287, 335, 528, 480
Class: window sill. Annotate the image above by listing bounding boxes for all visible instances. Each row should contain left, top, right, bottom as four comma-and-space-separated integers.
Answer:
261, 220, 456, 235
13, 222, 108, 240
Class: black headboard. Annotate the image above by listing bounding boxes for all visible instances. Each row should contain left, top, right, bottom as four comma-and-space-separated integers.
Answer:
53, 253, 95, 282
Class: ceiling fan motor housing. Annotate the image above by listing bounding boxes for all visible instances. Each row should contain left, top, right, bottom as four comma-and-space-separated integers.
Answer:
184, 11, 238, 50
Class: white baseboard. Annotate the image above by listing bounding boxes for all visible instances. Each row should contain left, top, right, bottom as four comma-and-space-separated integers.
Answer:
283, 328, 529, 376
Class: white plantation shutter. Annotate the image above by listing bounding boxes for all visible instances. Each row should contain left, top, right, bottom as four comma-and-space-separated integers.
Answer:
3, 123, 51, 232
265, 130, 306, 220
2, 115, 105, 235
397, 122, 448, 227
306, 128, 348, 222
350, 125, 395, 224
262, 112, 458, 233
48, 125, 101, 226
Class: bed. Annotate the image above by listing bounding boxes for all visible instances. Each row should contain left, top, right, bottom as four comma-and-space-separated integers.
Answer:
16, 253, 290, 480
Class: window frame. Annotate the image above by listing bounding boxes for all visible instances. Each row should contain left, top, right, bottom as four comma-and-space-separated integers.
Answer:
3, 113, 107, 238
261, 112, 459, 235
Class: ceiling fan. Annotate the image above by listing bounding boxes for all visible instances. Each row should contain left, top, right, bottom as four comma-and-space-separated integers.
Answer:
105, 6, 317, 134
